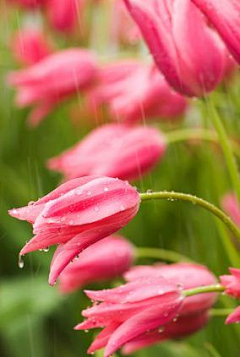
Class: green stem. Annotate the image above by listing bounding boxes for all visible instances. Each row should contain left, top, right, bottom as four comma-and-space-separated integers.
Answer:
183, 284, 225, 297
166, 128, 240, 160
135, 247, 193, 263
210, 308, 234, 317
203, 97, 240, 202
140, 191, 240, 244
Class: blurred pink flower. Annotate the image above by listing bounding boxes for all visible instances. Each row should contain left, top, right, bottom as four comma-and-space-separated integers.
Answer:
225, 306, 240, 324
47, 124, 167, 181
192, 0, 240, 64
11, 29, 53, 66
46, 0, 86, 34
75, 277, 183, 357
124, 0, 227, 97
8, 48, 98, 126
58, 235, 135, 293
87, 60, 187, 123
222, 193, 240, 227
9, 176, 140, 285
220, 268, 240, 299
220, 268, 240, 325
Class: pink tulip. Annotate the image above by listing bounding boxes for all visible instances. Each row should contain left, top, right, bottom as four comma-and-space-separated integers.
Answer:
9, 176, 140, 285
119, 263, 217, 352
125, 263, 218, 314
124, 0, 227, 97
46, 0, 86, 34
58, 235, 135, 293
47, 124, 167, 181
122, 312, 209, 354
88, 60, 187, 123
220, 268, 240, 299
12, 29, 53, 66
192, 0, 240, 64
75, 277, 183, 357
222, 193, 240, 227
8, 48, 98, 126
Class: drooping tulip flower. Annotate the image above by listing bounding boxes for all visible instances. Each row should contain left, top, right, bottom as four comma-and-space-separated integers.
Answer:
12, 29, 53, 66
9, 176, 140, 285
75, 277, 183, 357
8, 48, 98, 126
191, 0, 240, 64
46, 0, 86, 34
47, 124, 167, 181
75, 262, 217, 356
87, 60, 187, 123
125, 263, 218, 314
58, 235, 135, 293
222, 194, 240, 227
220, 268, 240, 324
124, 0, 227, 97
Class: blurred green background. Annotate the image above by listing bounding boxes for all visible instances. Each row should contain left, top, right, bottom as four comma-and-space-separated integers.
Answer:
0, 1, 240, 357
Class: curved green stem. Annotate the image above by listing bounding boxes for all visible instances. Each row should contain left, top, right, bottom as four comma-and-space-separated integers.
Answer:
140, 191, 240, 243
183, 284, 225, 297
202, 97, 240, 202
166, 128, 240, 160
135, 247, 193, 263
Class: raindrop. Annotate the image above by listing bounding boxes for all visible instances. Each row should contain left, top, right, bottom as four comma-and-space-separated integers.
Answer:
158, 326, 165, 333
103, 187, 109, 192
87, 191, 92, 196
120, 205, 125, 211
18, 255, 24, 269
43, 247, 49, 252
28, 201, 35, 206
84, 330, 89, 333
146, 189, 153, 194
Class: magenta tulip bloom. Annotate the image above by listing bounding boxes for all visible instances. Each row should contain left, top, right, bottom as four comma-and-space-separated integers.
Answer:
222, 193, 240, 227
47, 124, 167, 181
87, 60, 187, 123
8, 48, 98, 126
124, 0, 227, 97
9, 176, 140, 285
58, 235, 135, 293
46, 0, 86, 34
119, 262, 217, 352
75, 277, 183, 357
12, 29, 53, 66
192, 0, 240, 64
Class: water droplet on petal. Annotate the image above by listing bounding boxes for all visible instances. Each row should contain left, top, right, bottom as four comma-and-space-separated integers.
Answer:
87, 191, 92, 196
103, 187, 109, 192
18, 255, 24, 269
28, 201, 35, 206
43, 247, 49, 252
146, 189, 153, 194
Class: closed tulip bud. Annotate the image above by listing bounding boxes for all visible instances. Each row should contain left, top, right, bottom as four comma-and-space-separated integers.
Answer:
192, 0, 240, 64
9, 176, 140, 285
58, 235, 135, 293
220, 268, 240, 299
8, 48, 98, 126
47, 124, 167, 182
124, 0, 227, 97
12, 29, 53, 66
88, 60, 187, 123
75, 277, 183, 357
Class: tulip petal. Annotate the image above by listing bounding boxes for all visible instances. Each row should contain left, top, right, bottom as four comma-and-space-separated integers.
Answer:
225, 306, 240, 324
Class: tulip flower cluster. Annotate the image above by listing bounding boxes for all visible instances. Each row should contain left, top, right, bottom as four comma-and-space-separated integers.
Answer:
5, 0, 240, 356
